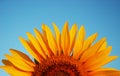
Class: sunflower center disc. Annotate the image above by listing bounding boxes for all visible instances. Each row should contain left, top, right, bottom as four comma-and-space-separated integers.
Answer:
33, 55, 82, 76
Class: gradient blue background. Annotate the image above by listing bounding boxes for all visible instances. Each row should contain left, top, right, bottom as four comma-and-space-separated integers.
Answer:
0, 0, 120, 76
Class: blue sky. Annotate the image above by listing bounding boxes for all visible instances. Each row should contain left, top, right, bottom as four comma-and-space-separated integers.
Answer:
0, 0, 120, 76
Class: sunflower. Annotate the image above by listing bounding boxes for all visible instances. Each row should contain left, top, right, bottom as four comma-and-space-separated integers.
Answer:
0, 22, 120, 76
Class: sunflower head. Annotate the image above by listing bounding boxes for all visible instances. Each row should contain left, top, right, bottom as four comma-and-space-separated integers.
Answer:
0, 22, 120, 76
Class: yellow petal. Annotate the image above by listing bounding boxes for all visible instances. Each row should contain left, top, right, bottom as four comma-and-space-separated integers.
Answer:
43, 24, 57, 55
90, 68, 117, 74
61, 21, 70, 55
80, 38, 106, 62
41, 24, 49, 44
27, 32, 46, 59
34, 28, 50, 57
5, 54, 34, 71
87, 56, 118, 71
99, 41, 107, 51
90, 70, 120, 76
73, 25, 85, 59
19, 37, 41, 63
52, 23, 62, 55
67, 24, 77, 56
10, 49, 35, 67
98, 46, 112, 57
0, 66, 32, 76
84, 46, 112, 67
82, 32, 98, 50
41, 24, 54, 56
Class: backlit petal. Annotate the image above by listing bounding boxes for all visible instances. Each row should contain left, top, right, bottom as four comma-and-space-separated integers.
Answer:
5, 54, 34, 71
73, 25, 85, 59
90, 70, 120, 76
68, 24, 77, 56
10, 49, 35, 67
41, 24, 54, 56
27, 32, 46, 59
34, 28, 50, 57
43, 25, 57, 55
61, 21, 70, 55
87, 56, 118, 71
84, 46, 112, 67
0, 66, 32, 76
82, 33, 98, 50
52, 23, 62, 55
19, 37, 41, 63
80, 38, 106, 62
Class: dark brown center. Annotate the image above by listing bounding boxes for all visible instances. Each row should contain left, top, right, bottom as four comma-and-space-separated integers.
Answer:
33, 56, 82, 76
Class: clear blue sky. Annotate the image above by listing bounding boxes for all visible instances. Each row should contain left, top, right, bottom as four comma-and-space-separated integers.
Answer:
0, 0, 120, 76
